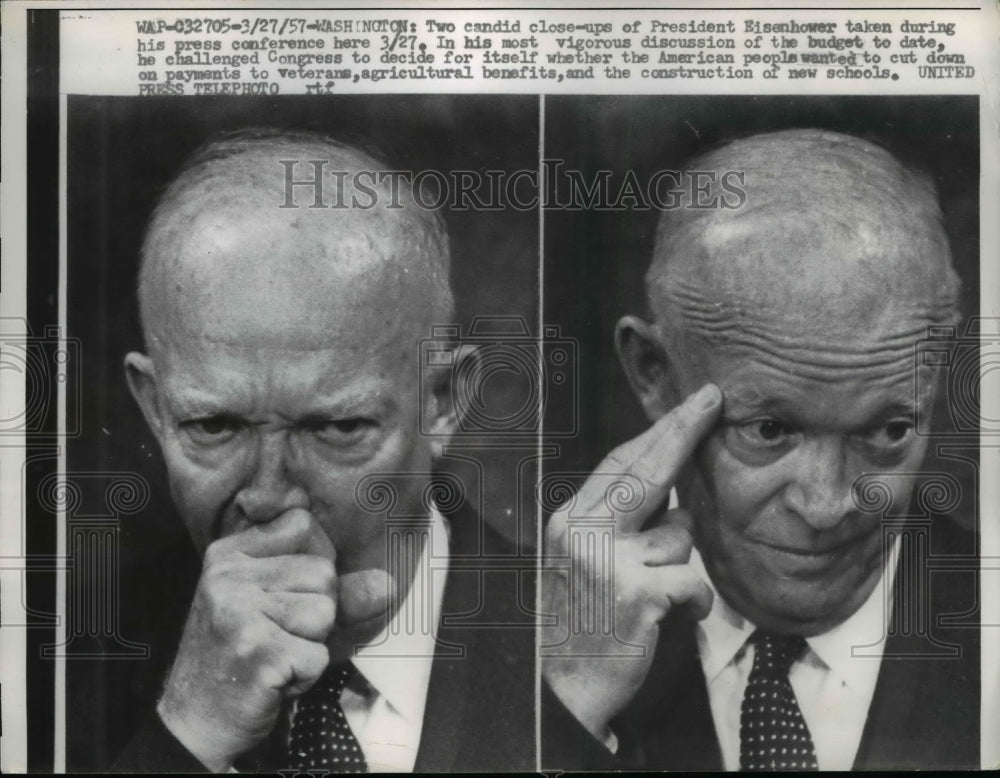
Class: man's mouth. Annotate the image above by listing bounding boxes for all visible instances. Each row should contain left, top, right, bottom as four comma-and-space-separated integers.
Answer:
749, 534, 873, 574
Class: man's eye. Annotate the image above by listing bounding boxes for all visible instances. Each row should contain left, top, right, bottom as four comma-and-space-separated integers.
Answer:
183, 416, 244, 445
732, 418, 796, 448
307, 417, 376, 445
862, 419, 915, 449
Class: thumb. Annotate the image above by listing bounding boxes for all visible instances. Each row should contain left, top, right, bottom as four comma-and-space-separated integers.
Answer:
336, 568, 397, 627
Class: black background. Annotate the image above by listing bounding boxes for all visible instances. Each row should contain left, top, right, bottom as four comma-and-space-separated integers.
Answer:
65, 94, 539, 770
25, 8, 60, 772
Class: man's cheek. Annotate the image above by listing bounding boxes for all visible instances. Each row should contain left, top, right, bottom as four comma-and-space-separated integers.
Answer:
312, 479, 390, 557
163, 446, 241, 547
694, 440, 775, 522
858, 441, 929, 517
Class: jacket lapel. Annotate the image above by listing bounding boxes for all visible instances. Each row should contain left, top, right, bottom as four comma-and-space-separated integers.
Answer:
412, 558, 475, 772
413, 499, 491, 772
622, 618, 724, 770
853, 516, 980, 769
414, 499, 536, 772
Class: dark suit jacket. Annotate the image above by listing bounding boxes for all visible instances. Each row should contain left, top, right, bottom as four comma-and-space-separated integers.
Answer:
543, 514, 980, 771
114, 500, 536, 773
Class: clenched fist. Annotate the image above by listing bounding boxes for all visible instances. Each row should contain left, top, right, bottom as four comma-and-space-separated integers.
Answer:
157, 508, 391, 772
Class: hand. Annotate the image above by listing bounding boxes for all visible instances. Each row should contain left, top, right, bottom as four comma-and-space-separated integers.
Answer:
156, 508, 387, 772
541, 384, 722, 744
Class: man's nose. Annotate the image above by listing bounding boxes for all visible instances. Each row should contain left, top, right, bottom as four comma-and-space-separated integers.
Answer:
782, 435, 858, 531
234, 431, 309, 524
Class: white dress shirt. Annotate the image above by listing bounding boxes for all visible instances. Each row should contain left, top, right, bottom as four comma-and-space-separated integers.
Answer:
691, 540, 901, 771
290, 507, 450, 773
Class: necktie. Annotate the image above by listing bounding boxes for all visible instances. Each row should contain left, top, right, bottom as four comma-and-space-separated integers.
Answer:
739, 630, 818, 771
287, 662, 368, 773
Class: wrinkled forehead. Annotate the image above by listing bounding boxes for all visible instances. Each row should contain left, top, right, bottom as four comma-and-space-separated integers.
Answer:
653, 164, 955, 348
139, 137, 452, 351
148, 288, 426, 405
680, 210, 953, 331
652, 213, 958, 402
650, 130, 957, 325
143, 200, 441, 356
647, 132, 959, 399
659, 233, 950, 382
153, 326, 405, 386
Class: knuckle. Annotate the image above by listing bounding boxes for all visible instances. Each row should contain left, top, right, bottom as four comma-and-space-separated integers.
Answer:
256, 662, 286, 690
614, 532, 642, 562
612, 569, 642, 607
311, 557, 337, 593
232, 620, 273, 660
202, 557, 235, 587
266, 593, 291, 624
650, 525, 692, 557
604, 443, 631, 470
591, 440, 635, 479
231, 636, 257, 664
205, 593, 239, 632
296, 646, 330, 687
315, 596, 337, 626
673, 565, 696, 590
199, 579, 243, 627
307, 642, 330, 673
664, 410, 693, 440
641, 598, 668, 624
284, 642, 327, 689
640, 531, 665, 554
675, 530, 694, 557
202, 540, 229, 569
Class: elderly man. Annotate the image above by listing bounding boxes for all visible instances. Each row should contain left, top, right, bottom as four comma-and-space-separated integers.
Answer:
114, 129, 533, 773
542, 129, 979, 770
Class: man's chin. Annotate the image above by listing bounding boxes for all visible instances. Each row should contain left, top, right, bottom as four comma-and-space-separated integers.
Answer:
736, 583, 876, 637
747, 606, 846, 637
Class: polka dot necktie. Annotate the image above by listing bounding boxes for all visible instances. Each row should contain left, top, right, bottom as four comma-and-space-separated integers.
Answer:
739, 630, 818, 771
287, 662, 368, 773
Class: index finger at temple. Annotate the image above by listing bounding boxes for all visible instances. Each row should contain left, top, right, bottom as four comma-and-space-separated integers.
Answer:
579, 384, 722, 531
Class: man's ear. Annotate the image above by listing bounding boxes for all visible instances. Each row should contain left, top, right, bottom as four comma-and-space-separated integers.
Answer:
124, 352, 166, 441
615, 315, 677, 421
422, 345, 474, 460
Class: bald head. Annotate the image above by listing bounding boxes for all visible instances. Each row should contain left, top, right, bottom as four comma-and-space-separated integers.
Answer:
646, 129, 960, 371
138, 128, 453, 353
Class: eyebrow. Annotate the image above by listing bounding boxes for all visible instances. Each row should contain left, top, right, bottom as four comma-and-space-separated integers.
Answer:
719, 390, 923, 429
297, 393, 396, 418
166, 389, 394, 419
719, 387, 773, 413
859, 400, 922, 422
166, 389, 234, 418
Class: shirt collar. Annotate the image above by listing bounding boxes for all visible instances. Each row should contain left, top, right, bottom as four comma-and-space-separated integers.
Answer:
693, 536, 900, 689
351, 505, 450, 726
691, 547, 755, 684
803, 536, 899, 689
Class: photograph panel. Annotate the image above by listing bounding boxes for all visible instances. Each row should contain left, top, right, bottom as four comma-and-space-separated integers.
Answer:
540, 95, 980, 771
64, 94, 541, 772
